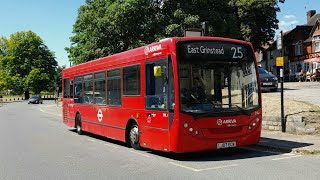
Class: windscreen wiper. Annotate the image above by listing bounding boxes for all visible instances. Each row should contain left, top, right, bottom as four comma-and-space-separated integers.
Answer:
194, 111, 219, 120
233, 105, 251, 116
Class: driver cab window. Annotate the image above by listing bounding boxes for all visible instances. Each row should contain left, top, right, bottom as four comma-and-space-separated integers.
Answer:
145, 61, 167, 109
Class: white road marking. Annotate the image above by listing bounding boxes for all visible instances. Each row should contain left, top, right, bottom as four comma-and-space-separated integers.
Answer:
168, 162, 199, 172
130, 151, 150, 158
168, 162, 238, 172
104, 143, 119, 149
238, 147, 280, 155
39, 107, 61, 117
196, 164, 238, 172
88, 139, 95, 142
272, 155, 302, 161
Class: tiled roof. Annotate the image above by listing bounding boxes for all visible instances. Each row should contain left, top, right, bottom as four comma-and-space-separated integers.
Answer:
305, 14, 320, 25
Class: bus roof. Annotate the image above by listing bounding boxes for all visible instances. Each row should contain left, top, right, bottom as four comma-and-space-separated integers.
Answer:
63, 36, 252, 76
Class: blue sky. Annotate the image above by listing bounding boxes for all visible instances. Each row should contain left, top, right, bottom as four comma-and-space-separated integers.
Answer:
277, 0, 320, 33
0, 0, 85, 67
0, 0, 319, 67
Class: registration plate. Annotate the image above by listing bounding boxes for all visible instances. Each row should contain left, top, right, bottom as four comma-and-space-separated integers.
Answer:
217, 141, 236, 149
263, 82, 273, 85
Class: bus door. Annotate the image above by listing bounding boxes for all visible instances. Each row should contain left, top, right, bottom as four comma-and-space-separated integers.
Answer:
144, 58, 174, 151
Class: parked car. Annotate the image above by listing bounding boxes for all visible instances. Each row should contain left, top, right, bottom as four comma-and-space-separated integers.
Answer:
28, 95, 43, 104
258, 67, 278, 92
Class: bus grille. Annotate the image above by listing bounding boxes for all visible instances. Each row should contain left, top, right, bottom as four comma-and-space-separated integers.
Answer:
202, 126, 244, 138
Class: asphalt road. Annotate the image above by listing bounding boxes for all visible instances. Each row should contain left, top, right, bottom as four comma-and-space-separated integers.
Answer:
1, 101, 320, 180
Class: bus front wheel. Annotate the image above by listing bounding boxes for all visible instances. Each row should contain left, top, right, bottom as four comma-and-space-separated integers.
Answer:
129, 123, 141, 150
76, 114, 83, 135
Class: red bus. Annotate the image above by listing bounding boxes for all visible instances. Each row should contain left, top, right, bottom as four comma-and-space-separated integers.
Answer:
62, 36, 262, 153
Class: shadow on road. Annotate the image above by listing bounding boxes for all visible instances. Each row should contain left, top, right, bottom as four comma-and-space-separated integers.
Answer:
257, 137, 314, 153
68, 129, 313, 162
68, 129, 128, 147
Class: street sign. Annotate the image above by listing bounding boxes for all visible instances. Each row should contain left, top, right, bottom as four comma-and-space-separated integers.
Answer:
276, 57, 284, 66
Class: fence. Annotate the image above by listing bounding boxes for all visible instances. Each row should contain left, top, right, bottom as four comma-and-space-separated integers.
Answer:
0, 95, 56, 103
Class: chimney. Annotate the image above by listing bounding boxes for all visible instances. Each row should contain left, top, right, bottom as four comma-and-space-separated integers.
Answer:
307, 10, 316, 22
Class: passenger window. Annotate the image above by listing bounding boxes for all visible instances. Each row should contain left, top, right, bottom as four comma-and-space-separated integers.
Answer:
69, 80, 74, 98
74, 76, 83, 103
94, 72, 106, 105
145, 60, 167, 109
123, 65, 140, 95
83, 74, 93, 104
63, 78, 70, 98
107, 69, 121, 106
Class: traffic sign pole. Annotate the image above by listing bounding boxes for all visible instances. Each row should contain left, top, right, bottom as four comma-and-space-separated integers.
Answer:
280, 68, 285, 132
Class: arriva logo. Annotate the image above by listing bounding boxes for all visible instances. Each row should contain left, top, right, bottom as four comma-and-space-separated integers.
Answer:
144, 44, 162, 55
217, 119, 237, 126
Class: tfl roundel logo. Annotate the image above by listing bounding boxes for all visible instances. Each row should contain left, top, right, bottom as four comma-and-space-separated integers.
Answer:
217, 119, 223, 126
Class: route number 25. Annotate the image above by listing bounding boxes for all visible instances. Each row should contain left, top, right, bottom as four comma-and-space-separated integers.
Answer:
231, 47, 243, 59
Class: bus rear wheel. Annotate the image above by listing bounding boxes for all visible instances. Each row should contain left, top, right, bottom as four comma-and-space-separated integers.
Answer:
76, 114, 83, 135
129, 123, 141, 150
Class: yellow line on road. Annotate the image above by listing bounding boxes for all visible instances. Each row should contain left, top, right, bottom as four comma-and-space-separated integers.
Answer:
130, 150, 150, 158
272, 155, 302, 161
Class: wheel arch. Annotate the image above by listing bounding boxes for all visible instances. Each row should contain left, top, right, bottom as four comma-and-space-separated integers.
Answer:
74, 111, 81, 128
125, 118, 139, 147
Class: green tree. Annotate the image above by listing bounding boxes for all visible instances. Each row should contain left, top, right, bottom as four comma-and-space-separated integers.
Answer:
54, 65, 65, 93
66, 0, 164, 64
26, 68, 50, 94
67, 0, 284, 64
0, 31, 58, 97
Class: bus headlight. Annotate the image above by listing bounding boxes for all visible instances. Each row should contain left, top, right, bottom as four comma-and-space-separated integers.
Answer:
184, 123, 188, 128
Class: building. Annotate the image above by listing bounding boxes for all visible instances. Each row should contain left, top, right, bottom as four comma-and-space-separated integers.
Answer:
261, 10, 320, 81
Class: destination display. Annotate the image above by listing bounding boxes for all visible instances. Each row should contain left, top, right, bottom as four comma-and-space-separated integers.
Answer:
179, 41, 253, 60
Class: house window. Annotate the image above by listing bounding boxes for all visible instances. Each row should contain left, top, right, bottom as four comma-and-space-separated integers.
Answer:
314, 36, 320, 52
295, 42, 303, 56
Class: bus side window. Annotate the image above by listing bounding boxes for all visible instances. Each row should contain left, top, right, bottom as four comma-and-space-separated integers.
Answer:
94, 72, 106, 105
168, 58, 175, 111
69, 80, 74, 99
107, 68, 121, 106
63, 78, 70, 98
83, 74, 93, 104
145, 61, 167, 109
74, 76, 83, 103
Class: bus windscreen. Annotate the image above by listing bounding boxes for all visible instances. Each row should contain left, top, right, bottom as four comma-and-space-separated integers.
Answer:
177, 41, 259, 118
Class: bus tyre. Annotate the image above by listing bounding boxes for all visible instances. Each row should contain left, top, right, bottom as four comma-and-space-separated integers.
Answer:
76, 114, 83, 135
129, 123, 141, 150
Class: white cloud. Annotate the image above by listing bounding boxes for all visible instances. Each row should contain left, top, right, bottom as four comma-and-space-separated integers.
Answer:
279, 20, 298, 27
284, 15, 296, 19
